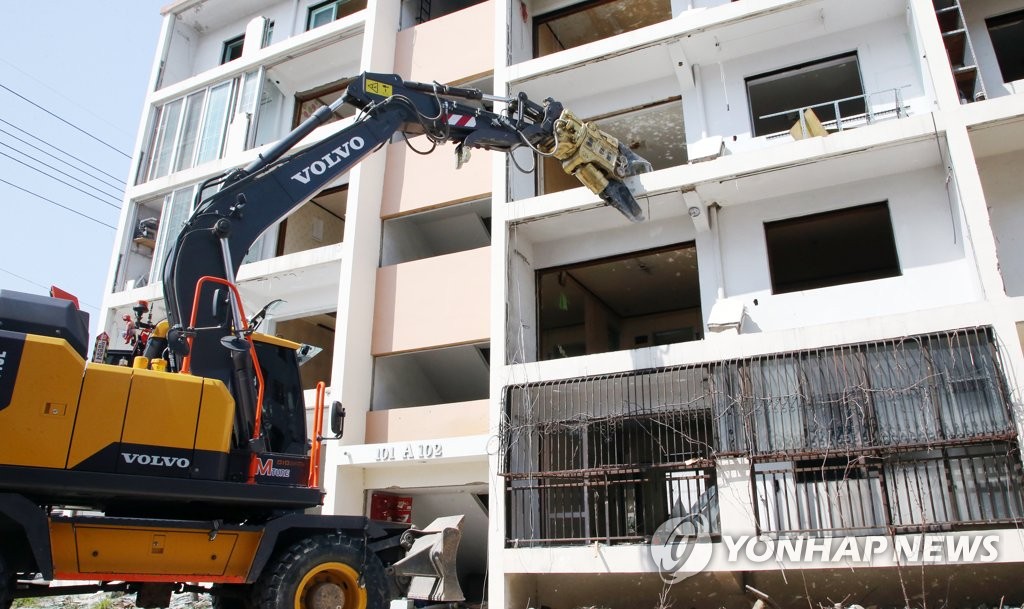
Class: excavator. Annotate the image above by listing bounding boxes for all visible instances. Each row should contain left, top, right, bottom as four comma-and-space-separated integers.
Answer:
0, 72, 651, 609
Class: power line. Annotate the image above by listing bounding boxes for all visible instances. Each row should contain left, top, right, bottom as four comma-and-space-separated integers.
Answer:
0, 57, 135, 140
0, 177, 116, 230
0, 142, 123, 203
0, 82, 131, 158
0, 119, 126, 188
0, 266, 99, 312
0, 150, 122, 210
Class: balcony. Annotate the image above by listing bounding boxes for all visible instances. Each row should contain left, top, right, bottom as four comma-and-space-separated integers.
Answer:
382, 141, 494, 218
501, 326, 1021, 545
394, 0, 495, 85
365, 399, 488, 443
372, 247, 490, 355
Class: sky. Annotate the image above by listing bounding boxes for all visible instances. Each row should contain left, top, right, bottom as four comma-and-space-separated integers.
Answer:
0, 1, 166, 324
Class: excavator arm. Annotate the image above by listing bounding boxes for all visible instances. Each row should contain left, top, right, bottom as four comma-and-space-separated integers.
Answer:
160, 72, 651, 438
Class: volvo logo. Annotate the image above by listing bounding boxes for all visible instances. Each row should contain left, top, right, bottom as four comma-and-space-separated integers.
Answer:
290, 137, 366, 185
121, 452, 191, 468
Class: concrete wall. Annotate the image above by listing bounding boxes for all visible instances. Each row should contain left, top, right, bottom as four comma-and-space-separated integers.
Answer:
281, 201, 345, 254
365, 399, 489, 442
688, 16, 928, 151
718, 165, 976, 331
962, 0, 1024, 99
393, 0, 495, 83
372, 246, 491, 355
381, 142, 494, 217
979, 149, 1024, 296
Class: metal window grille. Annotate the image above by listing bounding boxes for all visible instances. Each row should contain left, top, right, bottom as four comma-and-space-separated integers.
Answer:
502, 327, 1019, 544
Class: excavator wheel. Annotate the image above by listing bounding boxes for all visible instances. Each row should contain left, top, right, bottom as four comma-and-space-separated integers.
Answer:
0, 552, 12, 609
254, 534, 388, 609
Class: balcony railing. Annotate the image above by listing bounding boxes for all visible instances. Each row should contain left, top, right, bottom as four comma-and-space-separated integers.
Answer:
761, 87, 910, 140
755, 443, 1024, 536
501, 327, 1020, 544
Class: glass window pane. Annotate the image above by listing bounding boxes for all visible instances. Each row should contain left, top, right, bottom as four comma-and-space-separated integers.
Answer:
196, 81, 234, 165
308, 4, 337, 30
173, 91, 206, 173
148, 98, 183, 180
150, 186, 195, 284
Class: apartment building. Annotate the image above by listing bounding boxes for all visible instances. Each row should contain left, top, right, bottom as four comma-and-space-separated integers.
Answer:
99, 0, 1024, 607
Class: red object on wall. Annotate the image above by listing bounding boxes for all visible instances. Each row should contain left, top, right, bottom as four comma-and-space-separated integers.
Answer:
370, 492, 413, 523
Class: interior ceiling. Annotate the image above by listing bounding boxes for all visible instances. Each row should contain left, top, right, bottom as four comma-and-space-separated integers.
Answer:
540, 244, 701, 328
541, 0, 671, 52
266, 34, 364, 95
970, 115, 1024, 158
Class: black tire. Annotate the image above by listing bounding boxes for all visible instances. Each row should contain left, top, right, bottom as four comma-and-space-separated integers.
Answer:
253, 534, 388, 609
0, 552, 12, 609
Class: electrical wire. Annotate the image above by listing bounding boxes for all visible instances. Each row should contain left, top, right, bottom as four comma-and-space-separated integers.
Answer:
0, 57, 134, 141
0, 265, 99, 312
0, 83, 130, 158
0, 118, 126, 188
0, 141, 123, 203
0, 177, 115, 230
0, 150, 122, 210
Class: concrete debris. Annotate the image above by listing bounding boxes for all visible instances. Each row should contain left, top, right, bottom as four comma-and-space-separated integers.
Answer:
12, 592, 212, 609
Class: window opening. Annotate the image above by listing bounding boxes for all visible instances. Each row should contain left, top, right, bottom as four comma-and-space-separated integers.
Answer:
537, 242, 702, 361
746, 53, 865, 137
986, 10, 1024, 84
539, 98, 683, 196
306, 0, 366, 30
221, 35, 244, 64
764, 201, 900, 294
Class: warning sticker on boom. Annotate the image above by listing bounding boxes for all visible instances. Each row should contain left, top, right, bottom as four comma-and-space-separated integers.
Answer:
365, 79, 393, 97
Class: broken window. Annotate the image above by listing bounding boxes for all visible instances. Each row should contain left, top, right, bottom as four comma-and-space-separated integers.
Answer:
986, 9, 1024, 84
746, 53, 865, 137
537, 243, 702, 361
764, 201, 900, 294
540, 98, 685, 196
533, 0, 672, 58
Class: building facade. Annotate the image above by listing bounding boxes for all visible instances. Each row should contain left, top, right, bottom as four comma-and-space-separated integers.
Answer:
100, 0, 1024, 607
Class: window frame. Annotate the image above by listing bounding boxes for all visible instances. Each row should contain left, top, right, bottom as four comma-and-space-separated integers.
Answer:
221, 34, 244, 64
306, 0, 340, 30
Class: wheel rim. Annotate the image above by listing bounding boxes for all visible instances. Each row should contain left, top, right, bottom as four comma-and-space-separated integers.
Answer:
294, 562, 366, 609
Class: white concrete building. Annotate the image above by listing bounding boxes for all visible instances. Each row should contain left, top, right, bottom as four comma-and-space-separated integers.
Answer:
100, 0, 1024, 607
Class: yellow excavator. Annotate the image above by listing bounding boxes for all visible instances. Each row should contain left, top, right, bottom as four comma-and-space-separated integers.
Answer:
0, 72, 650, 609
